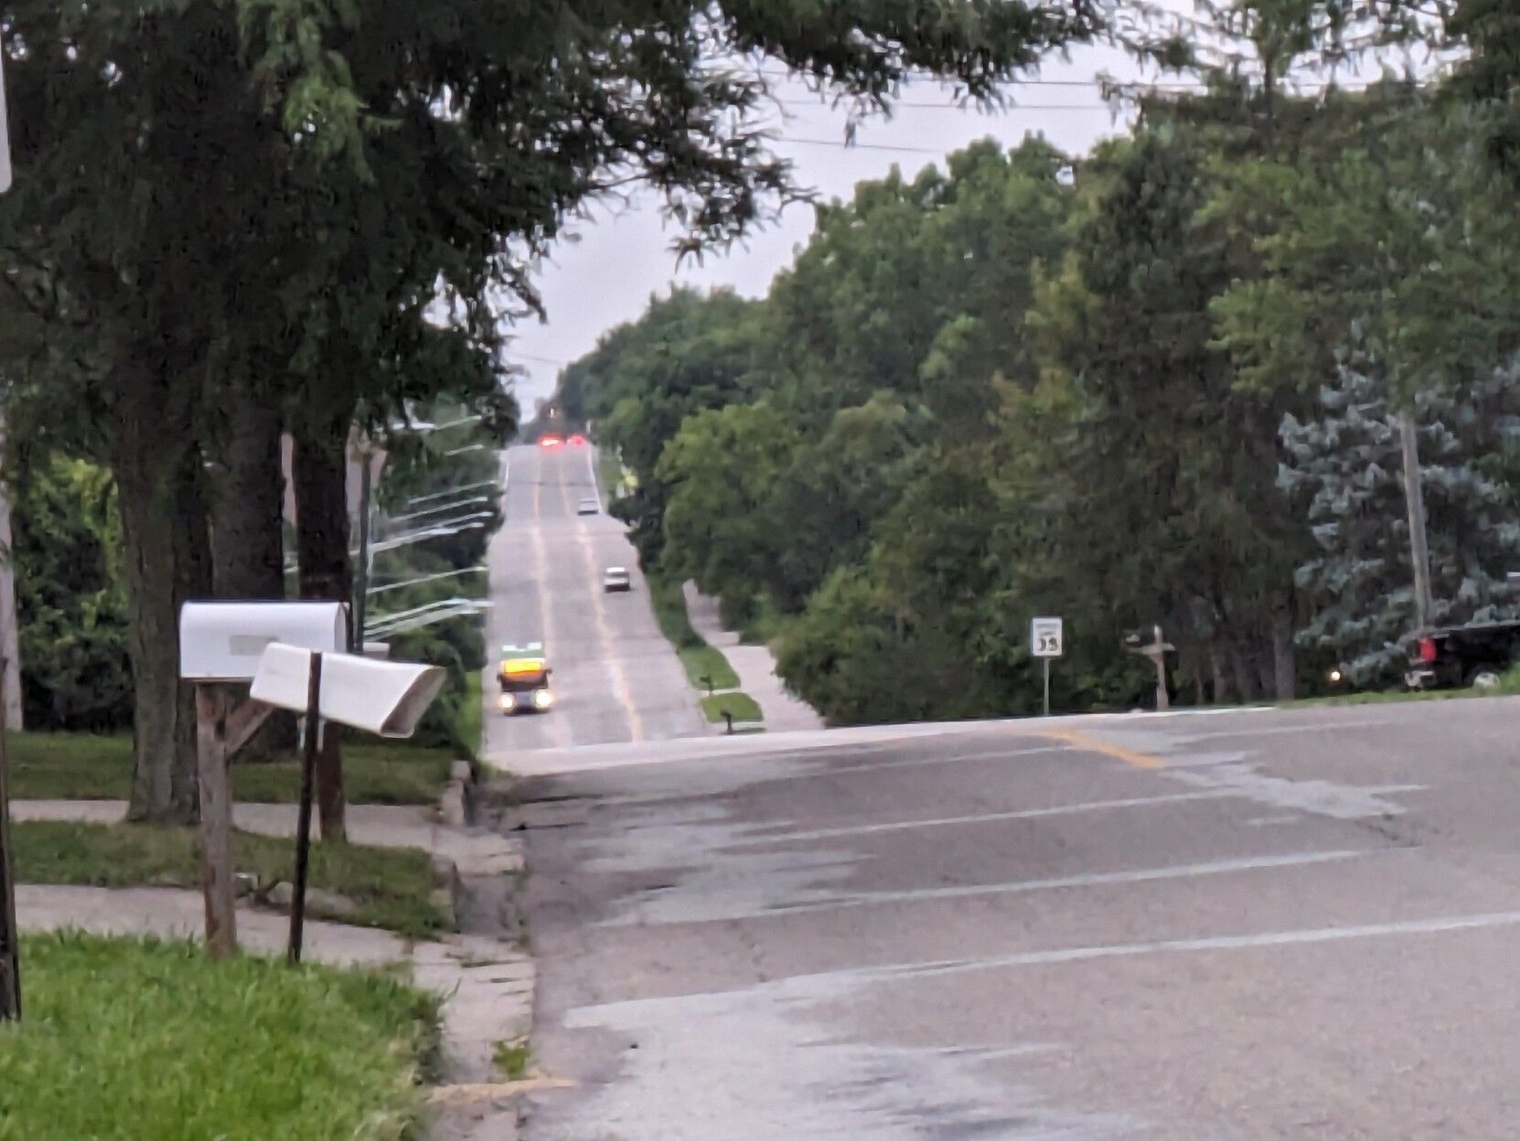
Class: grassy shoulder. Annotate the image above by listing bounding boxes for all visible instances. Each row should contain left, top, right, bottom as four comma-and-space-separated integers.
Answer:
1278, 665, 1520, 708
455, 671, 484, 761
8, 731, 453, 804
701, 691, 763, 724
13, 821, 451, 940
646, 572, 741, 691
599, 446, 627, 504
0, 932, 439, 1141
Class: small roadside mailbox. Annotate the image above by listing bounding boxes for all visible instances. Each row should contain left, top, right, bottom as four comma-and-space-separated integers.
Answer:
179, 601, 347, 681
178, 602, 349, 961
250, 643, 444, 738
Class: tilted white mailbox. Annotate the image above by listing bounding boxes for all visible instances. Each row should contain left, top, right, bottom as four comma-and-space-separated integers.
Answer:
179, 601, 348, 682
250, 643, 446, 738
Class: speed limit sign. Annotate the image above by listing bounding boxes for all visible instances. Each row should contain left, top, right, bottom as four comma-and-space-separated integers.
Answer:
1031, 617, 1063, 658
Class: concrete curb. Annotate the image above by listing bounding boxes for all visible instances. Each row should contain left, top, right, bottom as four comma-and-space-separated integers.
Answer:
441, 760, 472, 828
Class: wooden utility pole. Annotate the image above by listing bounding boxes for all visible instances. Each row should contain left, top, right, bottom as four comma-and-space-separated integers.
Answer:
0, 420, 22, 731
1399, 412, 1435, 633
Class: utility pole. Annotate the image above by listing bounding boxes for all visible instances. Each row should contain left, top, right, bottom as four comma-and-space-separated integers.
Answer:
0, 655, 20, 1020
0, 420, 22, 731
1399, 411, 1435, 633
352, 442, 373, 653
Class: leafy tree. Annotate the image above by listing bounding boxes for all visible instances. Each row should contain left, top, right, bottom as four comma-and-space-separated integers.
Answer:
765, 393, 931, 611
570, 288, 770, 563
2, 0, 1095, 820
657, 402, 797, 611
1026, 122, 1311, 702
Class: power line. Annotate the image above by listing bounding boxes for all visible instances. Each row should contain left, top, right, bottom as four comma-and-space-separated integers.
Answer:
776, 97, 1116, 113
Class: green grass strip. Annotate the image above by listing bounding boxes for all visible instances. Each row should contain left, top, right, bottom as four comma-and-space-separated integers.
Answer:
12, 821, 451, 941
0, 932, 440, 1141
701, 692, 763, 724
7, 731, 453, 805
646, 572, 741, 691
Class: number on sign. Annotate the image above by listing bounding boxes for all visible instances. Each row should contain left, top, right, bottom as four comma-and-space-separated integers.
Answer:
1030, 617, 1063, 658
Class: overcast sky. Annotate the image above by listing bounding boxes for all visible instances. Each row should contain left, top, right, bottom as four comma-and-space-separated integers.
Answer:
504, 38, 1150, 411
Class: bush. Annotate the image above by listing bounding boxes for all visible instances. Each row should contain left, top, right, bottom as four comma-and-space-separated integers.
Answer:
12, 457, 133, 731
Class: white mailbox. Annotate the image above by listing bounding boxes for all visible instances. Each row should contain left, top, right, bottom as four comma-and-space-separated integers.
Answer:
250, 643, 446, 738
180, 602, 348, 682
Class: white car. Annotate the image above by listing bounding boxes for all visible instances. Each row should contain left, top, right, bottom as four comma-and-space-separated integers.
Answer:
603, 567, 631, 593
576, 498, 599, 516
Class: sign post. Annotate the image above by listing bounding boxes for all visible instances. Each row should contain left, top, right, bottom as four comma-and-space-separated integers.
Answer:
1030, 617, 1064, 717
0, 50, 12, 194
287, 651, 324, 966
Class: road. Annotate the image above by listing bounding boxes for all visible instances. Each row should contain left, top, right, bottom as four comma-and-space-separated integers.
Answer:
513, 699, 1520, 1140
481, 442, 706, 759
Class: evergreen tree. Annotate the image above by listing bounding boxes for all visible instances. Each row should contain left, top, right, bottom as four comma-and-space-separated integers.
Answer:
1281, 351, 1520, 682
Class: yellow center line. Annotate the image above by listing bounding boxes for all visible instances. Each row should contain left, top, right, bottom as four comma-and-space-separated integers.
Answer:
1040, 728, 1165, 771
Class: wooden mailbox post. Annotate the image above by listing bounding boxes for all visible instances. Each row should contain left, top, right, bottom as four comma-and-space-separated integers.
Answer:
179, 602, 348, 959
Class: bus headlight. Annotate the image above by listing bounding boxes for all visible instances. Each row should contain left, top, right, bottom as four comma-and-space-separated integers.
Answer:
532, 688, 554, 710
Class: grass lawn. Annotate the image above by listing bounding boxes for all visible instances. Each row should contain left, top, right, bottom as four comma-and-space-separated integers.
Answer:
7, 731, 453, 805
701, 691, 764, 724
12, 821, 451, 940
646, 573, 741, 691
0, 932, 439, 1141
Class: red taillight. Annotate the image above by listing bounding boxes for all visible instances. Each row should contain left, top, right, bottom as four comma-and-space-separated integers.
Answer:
1418, 637, 1438, 663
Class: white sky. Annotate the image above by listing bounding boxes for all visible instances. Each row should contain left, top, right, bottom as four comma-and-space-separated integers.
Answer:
503, 38, 1147, 411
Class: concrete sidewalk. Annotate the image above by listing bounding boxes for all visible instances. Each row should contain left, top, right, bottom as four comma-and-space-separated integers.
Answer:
11, 800, 524, 878
684, 583, 824, 733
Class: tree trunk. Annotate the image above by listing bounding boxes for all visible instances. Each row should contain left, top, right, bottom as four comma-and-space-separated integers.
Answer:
1209, 642, 1230, 705
118, 368, 212, 824
1270, 597, 1296, 702
1229, 641, 1260, 705
292, 401, 352, 842
212, 374, 285, 600
212, 373, 295, 758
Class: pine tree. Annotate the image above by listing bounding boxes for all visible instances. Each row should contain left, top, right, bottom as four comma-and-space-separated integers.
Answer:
1280, 351, 1520, 682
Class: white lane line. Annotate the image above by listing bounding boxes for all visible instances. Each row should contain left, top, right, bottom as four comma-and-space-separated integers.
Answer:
753, 849, 1376, 917
840, 909, 1520, 982
587, 545, 646, 741
570, 480, 645, 742
736, 790, 1241, 845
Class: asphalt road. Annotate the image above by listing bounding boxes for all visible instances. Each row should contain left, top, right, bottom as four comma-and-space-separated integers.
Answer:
481, 443, 707, 760
514, 698, 1520, 1140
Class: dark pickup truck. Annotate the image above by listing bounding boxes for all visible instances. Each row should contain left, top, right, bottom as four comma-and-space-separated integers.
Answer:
1405, 620, 1520, 690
